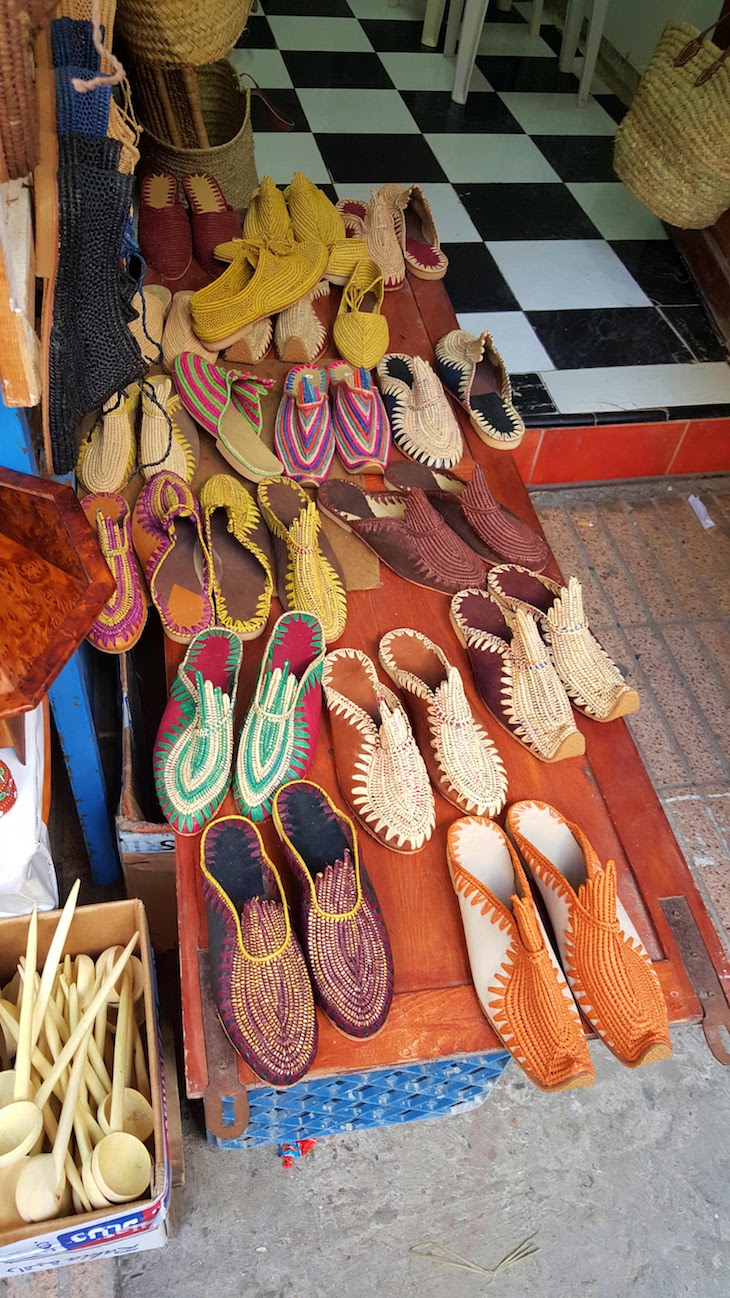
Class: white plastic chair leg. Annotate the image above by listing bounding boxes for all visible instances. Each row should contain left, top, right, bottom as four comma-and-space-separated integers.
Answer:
577, 0, 609, 105
388, 0, 399, 8
529, 0, 544, 37
444, 0, 464, 57
559, 0, 584, 72
496, 0, 512, 10
451, 0, 490, 104
422, 0, 448, 47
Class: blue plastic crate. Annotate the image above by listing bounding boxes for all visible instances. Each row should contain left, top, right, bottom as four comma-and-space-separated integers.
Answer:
206, 1051, 511, 1150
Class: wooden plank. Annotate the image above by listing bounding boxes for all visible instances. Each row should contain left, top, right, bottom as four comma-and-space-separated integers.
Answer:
0, 178, 41, 407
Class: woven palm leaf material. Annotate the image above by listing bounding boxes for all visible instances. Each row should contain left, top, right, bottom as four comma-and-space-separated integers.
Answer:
191, 238, 328, 349
273, 781, 394, 1039
201, 815, 317, 1088
224, 316, 273, 365
274, 280, 330, 364
0, 0, 58, 181
487, 566, 640, 722
80, 491, 147, 652
153, 627, 242, 834
337, 189, 405, 290
507, 801, 672, 1067
258, 478, 347, 644
0, 760, 18, 819
376, 353, 463, 468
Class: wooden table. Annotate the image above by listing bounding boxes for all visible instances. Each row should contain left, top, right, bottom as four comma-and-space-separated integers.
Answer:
168, 275, 729, 1139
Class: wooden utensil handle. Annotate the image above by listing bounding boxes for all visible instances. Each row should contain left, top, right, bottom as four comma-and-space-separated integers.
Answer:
14, 908, 38, 1102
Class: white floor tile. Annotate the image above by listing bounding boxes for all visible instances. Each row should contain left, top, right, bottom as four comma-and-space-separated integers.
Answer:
299, 88, 419, 133
268, 16, 374, 51
457, 311, 555, 372
543, 363, 730, 413
499, 91, 617, 134
426, 133, 558, 183
379, 52, 490, 92
477, 23, 555, 57
335, 181, 407, 201
567, 183, 667, 240
487, 239, 651, 310
333, 181, 480, 240
252, 133, 330, 184
229, 48, 292, 89
348, 0, 426, 17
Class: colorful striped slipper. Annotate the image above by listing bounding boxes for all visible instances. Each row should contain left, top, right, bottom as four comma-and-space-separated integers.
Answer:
81, 492, 148, 653
200, 474, 274, 640
153, 626, 243, 834
376, 354, 463, 469
131, 470, 214, 643
434, 329, 524, 452
329, 362, 391, 475
233, 611, 325, 821
173, 352, 283, 483
381, 184, 448, 281
274, 364, 335, 487
258, 477, 348, 644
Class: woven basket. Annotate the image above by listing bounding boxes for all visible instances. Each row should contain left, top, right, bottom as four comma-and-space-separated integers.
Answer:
614, 22, 730, 229
116, 0, 250, 67
133, 60, 256, 210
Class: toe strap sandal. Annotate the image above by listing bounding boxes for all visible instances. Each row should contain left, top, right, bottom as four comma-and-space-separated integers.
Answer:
258, 477, 347, 644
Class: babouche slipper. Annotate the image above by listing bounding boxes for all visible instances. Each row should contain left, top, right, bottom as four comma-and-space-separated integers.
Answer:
258, 477, 347, 644
81, 492, 147, 653
162, 291, 219, 374
132, 470, 214, 643
379, 627, 507, 817
190, 238, 328, 350
329, 362, 391, 474
506, 801, 672, 1068
273, 780, 394, 1039
322, 647, 435, 854
447, 815, 594, 1092
201, 816, 317, 1087
138, 172, 192, 280
275, 280, 330, 364
435, 329, 524, 451
332, 258, 389, 370
174, 352, 283, 483
381, 183, 448, 281
200, 474, 274, 640
487, 565, 640, 722
182, 173, 240, 279
376, 354, 463, 469
450, 589, 584, 764
274, 364, 335, 486
337, 188, 405, 291
153, 627, 242, 834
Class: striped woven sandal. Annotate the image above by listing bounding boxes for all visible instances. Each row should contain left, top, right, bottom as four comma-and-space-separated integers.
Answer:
76, 385, 139, 494
381, 183, 448, 281
337, 188, 405, 291
447, 816, 594, 1092
258, 477, 347, 644
131, 470, 214, 643
153, 627, 243, 835
506, 801, 672, 1068
376, 354, 463, 469
435, 329, 524, 451
173, 352, 283, 483
233, 611, 325, 822
450, 589, 585, 763
199, 474, 274, 640
487, 565, 640, 722
273, 780, 394, 1039
329, 362, 391, 474
200, 816, 317, 1087
81, 492, 148, 654
274, 365, 335, 486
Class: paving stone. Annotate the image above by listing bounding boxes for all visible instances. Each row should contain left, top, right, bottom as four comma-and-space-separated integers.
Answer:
566, 503, 647, 625
662, 790, 730, 869
533, 504, 614, 627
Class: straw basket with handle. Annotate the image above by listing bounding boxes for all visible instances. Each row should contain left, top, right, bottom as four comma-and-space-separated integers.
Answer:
116, 0, 250, 66
614, 21, 730, 230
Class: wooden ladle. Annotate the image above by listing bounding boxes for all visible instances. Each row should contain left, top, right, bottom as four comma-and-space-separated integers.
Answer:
97, 970, 153, 1143
90, 970, 152, 1204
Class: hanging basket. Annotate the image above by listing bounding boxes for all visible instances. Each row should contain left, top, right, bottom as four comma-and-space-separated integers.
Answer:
116, 0, 250, 68
614, 21, 730, 230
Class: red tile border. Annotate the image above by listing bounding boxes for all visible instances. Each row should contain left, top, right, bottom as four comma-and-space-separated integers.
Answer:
668, 418, 730, 475
530, 422, 686, 485
512, 428, 542, 484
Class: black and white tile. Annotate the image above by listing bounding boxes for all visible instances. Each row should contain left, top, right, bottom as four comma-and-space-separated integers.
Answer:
231, 0, 730, 423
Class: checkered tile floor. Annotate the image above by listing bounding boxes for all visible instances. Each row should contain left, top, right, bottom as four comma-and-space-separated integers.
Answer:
232, 0, 730, 426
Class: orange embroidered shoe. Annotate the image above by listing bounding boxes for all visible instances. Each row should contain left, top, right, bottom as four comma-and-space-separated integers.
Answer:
506, 801, 672, 1068
447, 816, 594, 1092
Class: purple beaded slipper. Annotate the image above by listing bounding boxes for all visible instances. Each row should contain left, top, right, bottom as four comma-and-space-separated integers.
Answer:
81, 492, 148, 653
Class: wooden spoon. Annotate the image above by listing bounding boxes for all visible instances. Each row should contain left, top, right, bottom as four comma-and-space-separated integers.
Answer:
90, 969, 151, 1204
97, 972, 153, 1143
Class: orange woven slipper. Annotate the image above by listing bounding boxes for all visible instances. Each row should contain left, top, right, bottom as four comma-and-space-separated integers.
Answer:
506, 801, 672, 1068
447, 816, 594, 1092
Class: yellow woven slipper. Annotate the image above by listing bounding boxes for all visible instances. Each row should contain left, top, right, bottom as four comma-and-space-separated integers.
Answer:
325, 237, 367, 286
162, 291, 219, 373
333, 258, 389, 370
215, 175, 294, 264
200, 474, 274, 640
76, 385, 140, 493
139, 374, 199, 483
257, 477, 347, 644
191, 239, 329, 349
285, 171, 345, 246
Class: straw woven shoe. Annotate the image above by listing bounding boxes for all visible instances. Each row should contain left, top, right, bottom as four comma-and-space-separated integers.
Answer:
243, 174, 294, 248
132, 470, 214, 643
506, 801, 672, 1068
322, 647, 435, 854
200, 474, 274, 640
181, 173, 240, 279
325, 238, 368, 286
138, 173, 192, 280
450, 589, 585, 763
76, 385, 139, 494
337, 189, 406, 291
273, 781, 394, 1039
332, 258, 389, 369
190, 239, 328, 349
81, 492, 148, 654
162, 292, 219, 374
200, 816, 317, 1087
258, 477, 347, 644
376, 354, 463, 469
129, 285, 171, 366
487, 566, 640, 722
379, 628, 507, 817
153, 627, 242, 834
285, 171, 346, 246
275, 280, 330, 363
329, 362, 391, 474
447, 816, 594, 1092
435, 329, 524, 451
139, 375, 199, 483
274, 364, 335, 486
381, 183, 448, 281
224, 316, 274, 365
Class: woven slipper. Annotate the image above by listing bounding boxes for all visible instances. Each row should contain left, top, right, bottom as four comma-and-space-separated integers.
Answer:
285, 171, 346, 246
450, 589, 584, 763
200, 474, 274, 640
162, 292, 219, 374
191, 239, 328, 350
76, 385, 139, 494
224, 316, 274, 365
506, 801, 672, 1068
258, 477, 347, 644
173, 352, 283, 483
233, 611, 325, 821
383, 461, 548, 569
381, 183, 448, 281
325, 239, 367, 287
435, 329, 524, 452
447, 816, 594, 1092
274, 364, 335, 486
337, 189, 405, 291
328, 361, 391, 474
275, 280, 330, 363
129, 285, 171, 367
138, 173, 192, 280
375, 353, 462, 469
200, 816, 317, 1086
81, 492, 148, 654
139, 374, 199, 483
487, 565, 640, 722
333, 258, 389, 369
132, 470, 214, 643
153, 627, 242, 834
182, 173, 241, 279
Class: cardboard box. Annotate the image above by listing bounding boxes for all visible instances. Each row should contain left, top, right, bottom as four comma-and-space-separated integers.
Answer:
0, 899, 171, 1276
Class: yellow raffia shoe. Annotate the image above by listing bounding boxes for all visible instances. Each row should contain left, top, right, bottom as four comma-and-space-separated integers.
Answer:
214, 176, 294, 264
191, 240, 329, 349
325, 237, 367, 286
258, 477, 347, 644
200, 474, 274, 640
76, 385, 140, 493
333, 258, 389, 370
285, 171, 345, 246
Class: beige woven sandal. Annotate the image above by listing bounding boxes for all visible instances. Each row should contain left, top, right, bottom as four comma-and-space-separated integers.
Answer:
337, 189, 406, 291
162, 291, 219, 374
76, 385, 139, 493
275, 280, 330, 363
381, 183, 448, 281
376, 353, 463, 468
139, 375, 199, 483
435, 329, 524, 452
129, 285, 172, 366
487, 565, 640, 722
224, 316, 274, 365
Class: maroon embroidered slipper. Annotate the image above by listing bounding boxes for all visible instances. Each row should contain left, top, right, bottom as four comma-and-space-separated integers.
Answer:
273, 781, 394, 1039
201, 816, 317, 1087
384, 461, 548, 570
182, 174, 242, 280
318, 480, 485, 596
138, 173, 192, 281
